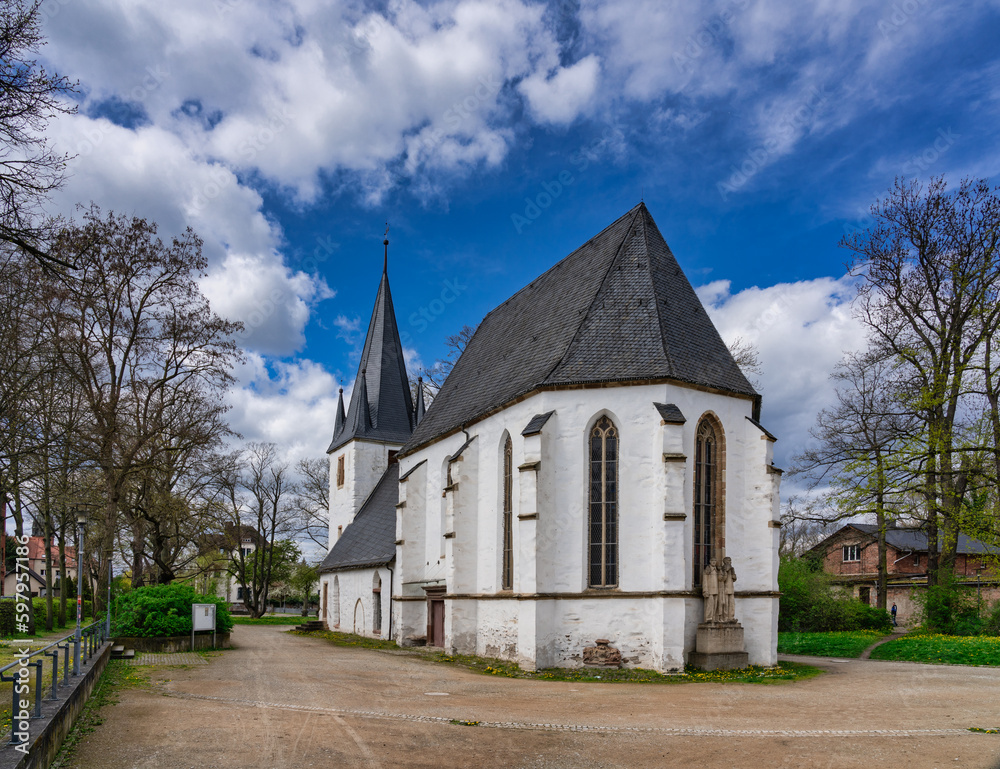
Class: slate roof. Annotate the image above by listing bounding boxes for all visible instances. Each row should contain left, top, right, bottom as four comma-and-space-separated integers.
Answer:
522, 411, 555, 436
401, 203, 757, 455
328, 256, 415, 453
653, 403, 686, 424
829, 524, 999, 555
319, 463, 399, 572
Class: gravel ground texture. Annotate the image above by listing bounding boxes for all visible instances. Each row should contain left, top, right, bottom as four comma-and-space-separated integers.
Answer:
61, 625, 1000, 769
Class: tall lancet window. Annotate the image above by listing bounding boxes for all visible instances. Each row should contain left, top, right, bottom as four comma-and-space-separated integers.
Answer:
501, 436, 513, 590
693, 417, 722, 586
588, 416, 618, 587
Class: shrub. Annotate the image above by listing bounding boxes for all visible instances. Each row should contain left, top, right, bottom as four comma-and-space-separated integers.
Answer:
916, 572, 988, 636
0, 599, 14, 637
32, 597, 91, 630
112, 583, 233, 638
779, 557, 891, 633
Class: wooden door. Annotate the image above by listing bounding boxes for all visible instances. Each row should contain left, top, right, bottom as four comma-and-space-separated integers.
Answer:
321, 583, 328, 624
429, 600, 445, 647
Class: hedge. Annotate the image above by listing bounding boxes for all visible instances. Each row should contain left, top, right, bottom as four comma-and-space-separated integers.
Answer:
112, 584, 233, 638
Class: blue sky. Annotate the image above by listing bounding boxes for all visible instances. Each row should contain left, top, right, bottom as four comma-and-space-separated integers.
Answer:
40, 0, 1000, 478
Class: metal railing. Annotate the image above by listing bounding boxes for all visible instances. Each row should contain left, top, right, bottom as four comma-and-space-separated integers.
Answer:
0, 620, 107, 746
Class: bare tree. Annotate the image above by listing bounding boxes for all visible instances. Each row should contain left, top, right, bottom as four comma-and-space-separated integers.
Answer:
418, 324, 477, 395
0, 1, 77, 266
842, 176, 1000, 584
792, 352, 917, 607
728, 336, 762, 390
45, 206, 243, 593
209, 443, 300, 618
291, 458, 329, 551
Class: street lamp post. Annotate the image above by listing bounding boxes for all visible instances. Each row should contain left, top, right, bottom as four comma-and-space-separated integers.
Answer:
73, 507, 87, 676
106, 550, 113, 638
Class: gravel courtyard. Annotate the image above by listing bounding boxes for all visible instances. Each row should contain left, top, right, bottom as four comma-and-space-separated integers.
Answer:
62, 625, 1000, 769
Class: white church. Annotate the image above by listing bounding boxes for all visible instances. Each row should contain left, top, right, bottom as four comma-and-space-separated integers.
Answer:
318, 203, 781, 671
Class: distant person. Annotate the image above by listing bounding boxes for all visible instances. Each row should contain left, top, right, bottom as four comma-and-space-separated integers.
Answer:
890, 603, 897, 627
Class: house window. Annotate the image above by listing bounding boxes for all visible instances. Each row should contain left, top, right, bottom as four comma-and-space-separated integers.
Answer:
843, 544, 861, 562
502, 435, 513, 590
337, 455, 345, 488
237, 586, 244, 600
588, 416, 618, 588
914, 553, 920, 568
693, 418, 720, 586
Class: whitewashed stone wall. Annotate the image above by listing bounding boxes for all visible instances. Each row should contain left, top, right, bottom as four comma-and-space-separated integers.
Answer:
320, 566, 393, 639
328, 440, 396, 545
396, 381, 780, 670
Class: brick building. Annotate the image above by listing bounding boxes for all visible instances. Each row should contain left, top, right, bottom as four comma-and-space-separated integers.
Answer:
808, 523, 999, 624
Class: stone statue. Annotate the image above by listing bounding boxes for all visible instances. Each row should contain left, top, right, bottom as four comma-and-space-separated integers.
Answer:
702, 558, 720, 623
719, 556, 737, 622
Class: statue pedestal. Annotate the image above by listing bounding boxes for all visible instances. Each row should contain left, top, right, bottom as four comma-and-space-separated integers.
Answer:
688, 622, 748, 671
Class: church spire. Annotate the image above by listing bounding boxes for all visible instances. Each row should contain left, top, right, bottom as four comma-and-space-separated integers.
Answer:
332, 387, 346, 439
415, 376, 426, 425
327, 235, 415, 454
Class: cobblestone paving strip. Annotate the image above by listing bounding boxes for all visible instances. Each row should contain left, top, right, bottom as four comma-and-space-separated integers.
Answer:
126, 653, 208, 666
162, 690, 984, 738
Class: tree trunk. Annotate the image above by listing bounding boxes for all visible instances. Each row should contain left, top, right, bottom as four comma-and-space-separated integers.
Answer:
875, 451, 888, 610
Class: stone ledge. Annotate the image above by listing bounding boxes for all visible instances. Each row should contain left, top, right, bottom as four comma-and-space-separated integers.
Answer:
0, 642, 112, 769
112, 632, 231, 654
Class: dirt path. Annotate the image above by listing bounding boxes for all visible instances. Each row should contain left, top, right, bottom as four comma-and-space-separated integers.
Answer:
859, 629, 908, 659
62, 626, 1000, 769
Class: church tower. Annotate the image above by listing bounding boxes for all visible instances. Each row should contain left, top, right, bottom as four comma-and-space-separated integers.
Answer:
326, 238, 418, 546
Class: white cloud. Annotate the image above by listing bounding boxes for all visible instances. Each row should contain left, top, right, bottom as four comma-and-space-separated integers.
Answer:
47, 113, 331, 357
519, 55, 601, 125
697, 275, 866, 472
226, 354, 342, 467
43, 0, 575, 202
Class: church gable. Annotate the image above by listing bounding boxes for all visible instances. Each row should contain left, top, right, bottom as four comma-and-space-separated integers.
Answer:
403, 203, 756, 456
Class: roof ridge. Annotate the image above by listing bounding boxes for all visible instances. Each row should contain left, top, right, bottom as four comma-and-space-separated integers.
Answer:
640, 206, 676, 378
543, 205, 643, 383
475, 202, 646, 327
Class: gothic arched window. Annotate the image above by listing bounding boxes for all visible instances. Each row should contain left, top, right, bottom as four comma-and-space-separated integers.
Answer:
502, 435, 514, 590
589, 416, 618, 587
694, 417, 722, 586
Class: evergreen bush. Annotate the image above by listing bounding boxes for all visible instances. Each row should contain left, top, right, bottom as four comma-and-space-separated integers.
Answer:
112, 583, 233, 638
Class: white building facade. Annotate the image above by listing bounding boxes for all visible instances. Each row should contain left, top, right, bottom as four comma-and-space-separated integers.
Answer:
320, 204, 781, 670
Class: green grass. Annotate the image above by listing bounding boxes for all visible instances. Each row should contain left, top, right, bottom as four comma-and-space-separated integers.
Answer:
49, 661, 150, 768
869, 633, 1000, 666
294, 629, 822, 684
231, 615, 315, 626
777, 630, 886, 658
